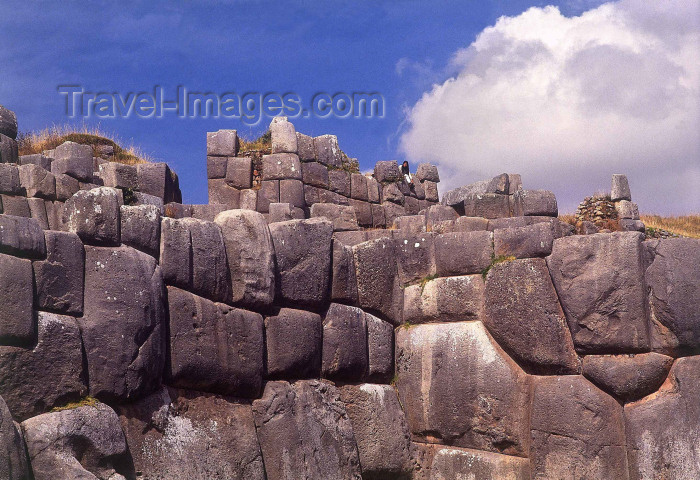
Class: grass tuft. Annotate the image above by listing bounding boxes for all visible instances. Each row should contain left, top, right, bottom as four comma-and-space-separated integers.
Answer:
641, 214, 700, 239
50, 396, 99, 412
482, 255, 516, 279
17, 124, 152, 165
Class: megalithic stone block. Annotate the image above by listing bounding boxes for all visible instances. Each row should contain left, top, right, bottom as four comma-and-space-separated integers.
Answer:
270, 116, 298, 154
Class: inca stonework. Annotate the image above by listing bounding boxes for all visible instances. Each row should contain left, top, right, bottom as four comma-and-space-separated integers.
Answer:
1, 104, 699, 480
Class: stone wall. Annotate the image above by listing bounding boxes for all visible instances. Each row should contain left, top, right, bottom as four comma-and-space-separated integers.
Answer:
1, 104, 700, 480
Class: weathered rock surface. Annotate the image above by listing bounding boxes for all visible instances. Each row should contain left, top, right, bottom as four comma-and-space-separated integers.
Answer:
331, 239, 359, 304
494, 221, 555, 259
513, 189, 558, 216
485, 258, 580, 374
0, 254, 34, 346
63, 186, 122, 245
374, 160, 402, 183
207, 129, 238, 156
117, 387, 265, 480
314, 134, 343, 168
269, 218, 333, 307
547, 232, 650, 354
33, 230, 85, 315
120, 204, 160, 258
322, 303, 368, 381
611, 174, 631, 201
18, 164, 55, 199
0, 164, 22, 195
353, 237, 403, 325
625, 356, 700, 480
252, 380, 362, 480
0, 105, 18, 139
296, 132, 316, 161
81, 245, 165, 402
262, 153, 302, 180
434, 230, 492, 276
0, 214, 46, 258
21, 403, 133, 480
428, 447, 530, 480
51, 141, 93, 182
271, 116, 298, 153
310, 202, 359, 231
403, 275, 484, 324
339, 384, 412, 479
530, 375, 628, 480
265, 308, 322, 379
0, 312, 86, 421
98, 161, 137, 189
366, 313, 394, 381
645, 238, 700, 355
137, 162, 181, 204
395, 322, 531, 456
395, 232, 436, 286
215, 210, 275, 308
583, 352, 673, 402
167, 287, 264, 398
0, 395, 30, 480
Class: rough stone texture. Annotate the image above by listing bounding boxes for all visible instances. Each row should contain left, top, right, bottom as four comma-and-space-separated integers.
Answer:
415, 163, 440, 183
265, 308, 322, 379
371, 203, 386, 228
424, 205, 458, 229
226, 156, 252, 189
513, 189, 558, 217
159, 217, 191, 288
296, 132, 316, 161
252, 380, 362, 480
366, 176, 381, 203
331, 239, 359, 304
27, 197, 49, 229
582, 352, 673, 402
403, 275, 485, 324
395, 232, 436, 286
350, 173, 369, 201
485, 258, 580, 374
423, 180, 439, 202
394, 215, 426, 234
353, 237, 403, 325
0, 312, 86, 421
208, 178, 241, 208
494, 221, 555, 259
239, 188, 257, 210
339, 384, 411, 479
302, 161, 329, 188
452, 216, 489, 232
271, 116, 298, 153
268, 202, 304, 222
98, 162, 138, 189
619, 218, 645, 232
328, 169, 351, 196
434, 230, 493, 276
207, 155, 227, 178
350, 199, 373, 227
215, 210, 276, 308
0, 195, 31, 217
314, 134, 343, 168
51, 141, 93, 182
21, 403, 132, 480
395, 322, 531, 456
615, 200, 640, 219
63, 186, 122, 245
117, 387, 265, 480
186, 218, 232, 303
0, 254, 34, 345
18, 164, 55, 199
257, 179, 279, 213
366, 313, 393, 381
611, 174, 631, 201
374, 160, 402, 183
530, 375, 629, 480
262, 153, 302, 180
207, 129, 238, 156
310, 203, 359, 231
382, 201, 407, 226
382, 182, 404, 204
0, 134, 18, 164
0, 164, 22, 195
547, 232, 650, 354
33, 230, 85, 315
0, 395, 30, 480
81, 245, 165, 402
645, 238, 700, 355
167, 287, 264, 398
462, 193, 510, 219
120, 204, 160, 258
428, 447, 530, 480
322, 303, 368, 381
0, 214, 46, 258
269, 218, 333, 307
136, 162, 181, 204
625, 356, 700, 480
508, 173, 523, 193
0, 105, 18, 139
486, 173, 510, 194
279, 178, 305, 209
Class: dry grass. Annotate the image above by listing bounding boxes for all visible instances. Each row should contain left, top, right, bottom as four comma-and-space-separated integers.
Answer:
50, 396, 99, 412
641, 214, 700, 239
559, 214, 576, 226
17, 124, 152, 165
238, 130, 271, 154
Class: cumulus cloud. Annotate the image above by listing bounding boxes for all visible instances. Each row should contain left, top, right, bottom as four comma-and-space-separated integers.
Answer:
399, 0, 700, 214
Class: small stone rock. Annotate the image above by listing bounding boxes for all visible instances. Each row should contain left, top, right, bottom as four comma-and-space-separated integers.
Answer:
611, 174, 631, 201
270, 116, 298, 153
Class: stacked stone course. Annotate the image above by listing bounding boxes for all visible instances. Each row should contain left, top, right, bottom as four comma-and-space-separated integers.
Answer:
1, 104, 699, 479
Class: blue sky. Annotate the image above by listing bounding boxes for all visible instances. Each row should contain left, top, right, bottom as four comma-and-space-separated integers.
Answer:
2, 0, 697, 213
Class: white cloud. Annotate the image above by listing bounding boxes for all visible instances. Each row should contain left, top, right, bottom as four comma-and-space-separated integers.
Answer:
399, 0, 700, 214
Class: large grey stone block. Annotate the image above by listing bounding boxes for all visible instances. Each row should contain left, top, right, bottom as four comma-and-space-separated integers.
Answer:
51, 141, 93, 182
207, 155, 227, 178
366, 313, 393, 381
328, 169, 351, 196
207, 129, 238, 156
256, 179, 279, 213
279, 178, 305, 209
0, 254, 34, 345
611, 174, 631, 201
434, 230, 493, 276
547, 232, 650, 354
54, 172, 80, 201
0, 105, 18, 139
81, 245, 166, 402
462, 193, 511, 219
331, 239, 359, 304
120, 204, 160, 258
615, 199, 639, 219
270, 116, 298, 153
0, 312, 87, 421
512, 189, 558, 216
494, 221, 555, 259
0, 164, 22, 195
310, 203, 359, 231
208, 177, 241, 208
395, 232, 436, 286
136, 162, 181, 203
0, 214, 46, 258
18, 164, 55, 199
301, 161, 329, 188
98, 161, 137, 189
374, 160, 401, 183
353, 237, 403, 325
215, 210, 275, 308
314, 134, 343, 168
322, 303, 368, 381
0, 394, 30, 480
415, 163, 440, 183
167, 287, 264, 398
33, 231, 84, 315
63, 186, 122, 245
350, 173, 369, 201
225, 156, 252, 189
349, 199, 373, 227
403, 275, 485, 324
252, 380, 361, 480
0, 134, 18, 164
296, 132, 316, 161
262, 153, 302, 180
265, 308, 322, 379
429, 447, 530, 480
